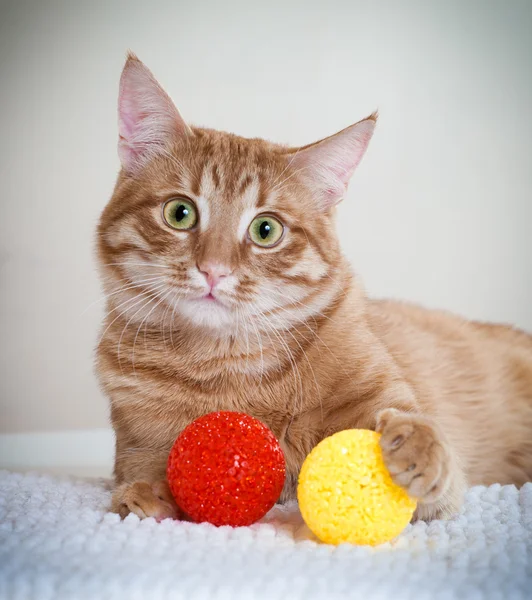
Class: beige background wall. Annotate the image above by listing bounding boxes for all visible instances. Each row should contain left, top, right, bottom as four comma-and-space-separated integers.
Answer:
0, 0, 531, 469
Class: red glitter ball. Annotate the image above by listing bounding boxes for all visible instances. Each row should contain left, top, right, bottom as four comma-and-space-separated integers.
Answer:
166, 411, 286, 527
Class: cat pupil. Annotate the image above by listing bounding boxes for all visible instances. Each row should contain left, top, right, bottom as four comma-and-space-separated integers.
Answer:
260, 222, 271, 239
175, 205, 188, 221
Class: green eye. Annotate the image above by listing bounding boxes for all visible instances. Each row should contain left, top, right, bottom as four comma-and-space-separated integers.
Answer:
163, 198, 197, 230
248, 215, 284, 248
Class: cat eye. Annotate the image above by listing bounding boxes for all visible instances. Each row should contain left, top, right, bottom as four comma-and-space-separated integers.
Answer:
162, 198, 198, 230
248, 215, 284, 248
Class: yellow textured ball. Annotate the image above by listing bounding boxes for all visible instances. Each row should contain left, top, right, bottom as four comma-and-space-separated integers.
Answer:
297, 429, 417, 546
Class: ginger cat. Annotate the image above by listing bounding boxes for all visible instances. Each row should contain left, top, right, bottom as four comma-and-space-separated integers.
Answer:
96, 54, 532, 522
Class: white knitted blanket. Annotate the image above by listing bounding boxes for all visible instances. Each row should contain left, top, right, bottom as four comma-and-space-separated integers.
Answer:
0, 471, 530, 600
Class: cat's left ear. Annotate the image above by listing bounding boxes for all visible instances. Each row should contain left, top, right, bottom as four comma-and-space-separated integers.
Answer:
287, 114, 376, 208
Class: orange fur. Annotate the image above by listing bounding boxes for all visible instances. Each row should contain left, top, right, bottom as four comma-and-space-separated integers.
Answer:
96, 55, 532, 521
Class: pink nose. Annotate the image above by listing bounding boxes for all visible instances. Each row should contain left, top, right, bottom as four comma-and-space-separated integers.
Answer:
197, 262, 232, 289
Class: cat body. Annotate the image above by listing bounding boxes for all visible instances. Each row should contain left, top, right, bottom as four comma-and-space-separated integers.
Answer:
97, 54, 532, 521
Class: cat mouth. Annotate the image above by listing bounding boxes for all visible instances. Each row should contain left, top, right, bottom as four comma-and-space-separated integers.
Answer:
186, 290, 232, 312
197, 292, 225, 306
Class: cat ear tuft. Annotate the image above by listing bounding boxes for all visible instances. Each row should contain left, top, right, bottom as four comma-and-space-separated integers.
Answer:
118, 53, 191, 173
288, 114, 377, 208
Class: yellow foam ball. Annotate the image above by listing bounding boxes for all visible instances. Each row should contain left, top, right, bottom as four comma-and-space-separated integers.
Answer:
297, 429, 417, 546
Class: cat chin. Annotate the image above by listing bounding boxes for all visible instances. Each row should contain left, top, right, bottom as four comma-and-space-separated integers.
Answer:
177, 297, 237, 331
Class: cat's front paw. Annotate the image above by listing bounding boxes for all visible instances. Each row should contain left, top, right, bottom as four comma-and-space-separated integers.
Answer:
375, 409, 451, 505
111, 480, 184, 521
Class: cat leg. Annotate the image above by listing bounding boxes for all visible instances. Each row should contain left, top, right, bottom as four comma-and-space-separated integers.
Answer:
376, 408, 466, 521
111, 480, 183, 520
111, 448, 184, 521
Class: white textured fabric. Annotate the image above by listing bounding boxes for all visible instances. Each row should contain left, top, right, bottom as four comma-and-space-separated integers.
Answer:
0, 471, 530, 600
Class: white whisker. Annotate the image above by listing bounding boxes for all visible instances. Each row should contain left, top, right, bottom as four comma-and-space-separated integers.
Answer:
115, 286, 166, 372
258, 289, 357, 394
81, 276, 167, 315
270, 148, 302, 189
100, 262, 172, 269
249, 313, 264, 386
131, 288, 174, 374
271, 164, 312, 195
169, 291, 181, 350
96, 283, 167, 348
257, 297, 325, 422
160, 289, 175, 352
256, 315, 304, 421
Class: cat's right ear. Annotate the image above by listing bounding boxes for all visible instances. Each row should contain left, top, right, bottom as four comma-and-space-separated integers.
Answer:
285, 115, 376, 209
118, 52, 191, 173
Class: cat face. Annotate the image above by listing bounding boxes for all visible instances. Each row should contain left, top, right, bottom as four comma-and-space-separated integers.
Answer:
97, 54, 375, 334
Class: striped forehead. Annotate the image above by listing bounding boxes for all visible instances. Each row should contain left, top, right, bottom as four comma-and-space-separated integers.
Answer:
194, 161, 264, 235
194, 132, 276, 193
198, 156, 261, 200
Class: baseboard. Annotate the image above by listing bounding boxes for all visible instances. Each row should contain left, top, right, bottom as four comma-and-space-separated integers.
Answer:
0, 428, 115, 478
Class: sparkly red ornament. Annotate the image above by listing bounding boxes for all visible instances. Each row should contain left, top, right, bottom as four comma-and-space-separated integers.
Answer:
166, 411, 286, 527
